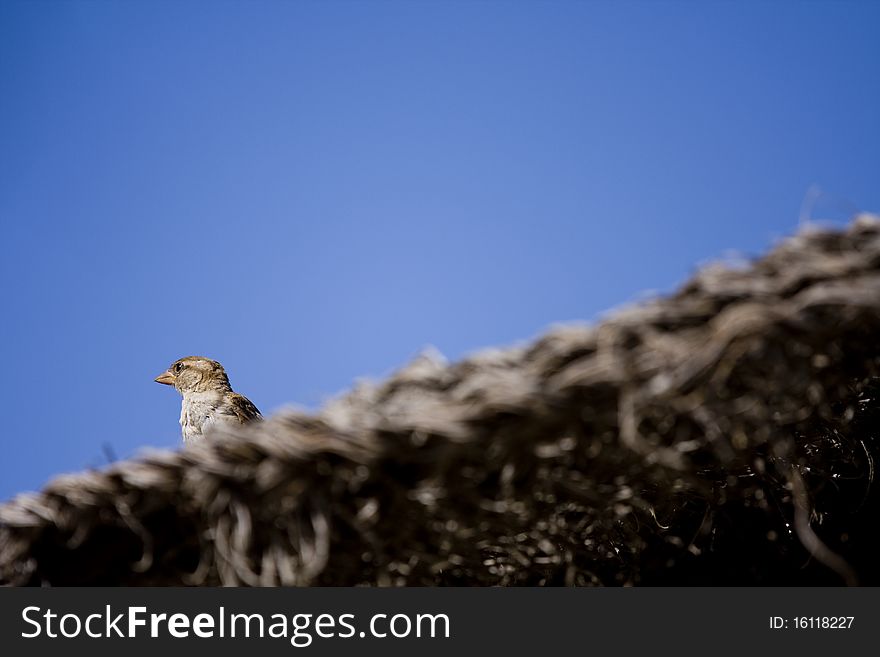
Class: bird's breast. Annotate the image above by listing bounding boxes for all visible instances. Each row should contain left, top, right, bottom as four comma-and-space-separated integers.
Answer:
180, 391, 224, 442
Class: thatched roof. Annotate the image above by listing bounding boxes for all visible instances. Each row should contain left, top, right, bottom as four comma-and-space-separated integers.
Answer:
2, 217, 880, 586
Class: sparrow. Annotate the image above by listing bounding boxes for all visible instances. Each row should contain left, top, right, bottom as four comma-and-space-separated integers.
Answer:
155, 356, 262, 443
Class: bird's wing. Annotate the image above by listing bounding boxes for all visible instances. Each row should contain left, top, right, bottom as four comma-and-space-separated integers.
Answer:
225, 393, 262, 423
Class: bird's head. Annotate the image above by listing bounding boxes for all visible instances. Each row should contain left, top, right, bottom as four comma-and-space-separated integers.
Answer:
155, 356, 232, 394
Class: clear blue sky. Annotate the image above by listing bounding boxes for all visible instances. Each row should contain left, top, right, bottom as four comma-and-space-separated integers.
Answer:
1, 0, 878, 501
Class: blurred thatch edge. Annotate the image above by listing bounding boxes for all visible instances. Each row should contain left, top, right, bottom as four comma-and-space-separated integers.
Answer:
2, 215, 880, 586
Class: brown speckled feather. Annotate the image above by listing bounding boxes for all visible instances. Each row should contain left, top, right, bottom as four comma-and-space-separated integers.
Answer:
222, 393, 262, 423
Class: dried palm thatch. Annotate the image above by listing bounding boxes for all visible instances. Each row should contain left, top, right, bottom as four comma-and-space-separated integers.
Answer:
2, 217, 880, 586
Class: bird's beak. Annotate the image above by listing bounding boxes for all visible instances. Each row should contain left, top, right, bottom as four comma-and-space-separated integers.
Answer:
154, 370, 175, 386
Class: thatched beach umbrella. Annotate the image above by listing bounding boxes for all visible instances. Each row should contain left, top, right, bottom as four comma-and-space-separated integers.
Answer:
2, 217, 879, 586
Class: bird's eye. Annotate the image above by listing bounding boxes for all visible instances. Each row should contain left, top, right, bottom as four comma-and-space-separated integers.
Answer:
174, 363, 183, 373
